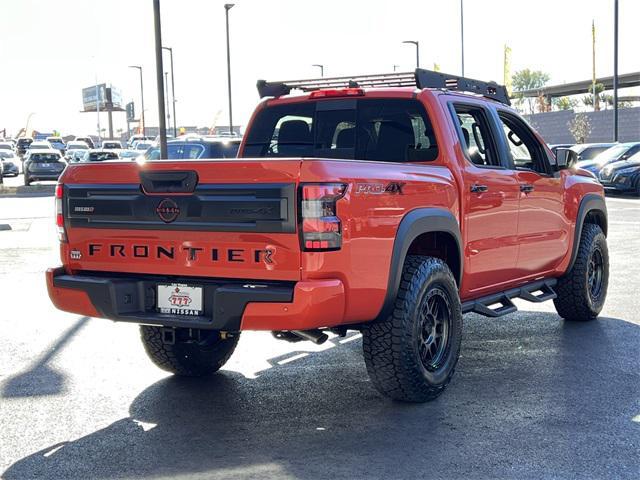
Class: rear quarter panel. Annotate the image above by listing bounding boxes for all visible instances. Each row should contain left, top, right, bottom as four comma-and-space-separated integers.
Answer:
299, 159, 458, 323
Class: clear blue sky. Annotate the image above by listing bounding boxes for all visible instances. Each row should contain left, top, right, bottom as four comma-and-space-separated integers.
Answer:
0, 0, 638, 137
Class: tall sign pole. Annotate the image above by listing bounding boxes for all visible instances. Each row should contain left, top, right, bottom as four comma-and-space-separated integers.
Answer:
225, 4, 235, 135
592, 20, 598, 111
503, 44, 512, 97
613, 0, 619, 141
95, 80, 101, 144
460, 0, 465, 76
162, 46, 177, 137
153, 0, 167, 158
164, 71, 171, 134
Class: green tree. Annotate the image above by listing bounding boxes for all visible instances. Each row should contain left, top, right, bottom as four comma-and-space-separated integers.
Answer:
600, 94, 632, 109
554, 96, 577, 111
512, 69, 550, 114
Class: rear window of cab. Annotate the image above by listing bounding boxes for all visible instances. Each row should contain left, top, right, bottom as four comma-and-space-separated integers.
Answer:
242, 98, 438, 162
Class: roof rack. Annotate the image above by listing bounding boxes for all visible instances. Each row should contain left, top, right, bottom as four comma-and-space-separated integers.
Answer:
256, 68, 511, 106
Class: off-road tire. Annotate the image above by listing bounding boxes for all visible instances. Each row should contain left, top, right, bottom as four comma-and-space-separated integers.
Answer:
140, 326, 239, 376
362, 256, 463, 402
554, 223, 609, 321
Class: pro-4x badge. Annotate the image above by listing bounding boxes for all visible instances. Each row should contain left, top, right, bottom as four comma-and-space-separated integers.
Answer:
355, 182, 405, 195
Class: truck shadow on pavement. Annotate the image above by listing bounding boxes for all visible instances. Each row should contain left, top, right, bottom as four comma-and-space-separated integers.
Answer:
1, 316, 91, 398
4, 312, 640, 479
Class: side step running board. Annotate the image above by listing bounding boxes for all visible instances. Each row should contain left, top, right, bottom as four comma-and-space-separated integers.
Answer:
461, 279, 557, 318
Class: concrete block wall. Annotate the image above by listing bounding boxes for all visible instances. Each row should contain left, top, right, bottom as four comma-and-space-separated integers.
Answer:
524, 107, 640, 144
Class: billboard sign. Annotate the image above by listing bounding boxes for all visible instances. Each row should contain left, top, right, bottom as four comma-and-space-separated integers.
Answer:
107, 86, 123, 109
82, 84, 106, 110
82, 84, 123, 111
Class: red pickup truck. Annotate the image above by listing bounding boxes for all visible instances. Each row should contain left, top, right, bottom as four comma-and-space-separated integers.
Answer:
47, 70, 609, 402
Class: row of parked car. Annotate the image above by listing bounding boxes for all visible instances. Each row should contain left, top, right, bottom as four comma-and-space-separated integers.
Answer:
551, 142, 640, 196
0, 134, 242, 185
5, 134, 635, 195
0, 135, 154, 184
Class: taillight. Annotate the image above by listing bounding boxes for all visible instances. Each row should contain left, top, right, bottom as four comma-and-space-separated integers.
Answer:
300, 183, 347, 251
309, 88, 364, 99
55, 183, 67, 243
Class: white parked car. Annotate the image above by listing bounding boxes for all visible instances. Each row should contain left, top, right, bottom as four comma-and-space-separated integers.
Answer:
0, 151, 20, 176
27, 141, 54, 152
65, 141, 90, 160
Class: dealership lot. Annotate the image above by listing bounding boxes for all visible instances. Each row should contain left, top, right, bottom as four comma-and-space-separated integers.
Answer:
0, 193, 638, 479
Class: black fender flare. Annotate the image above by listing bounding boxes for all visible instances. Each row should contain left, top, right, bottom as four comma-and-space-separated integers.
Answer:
374, 208, 463, 322
566, 193, 608, 273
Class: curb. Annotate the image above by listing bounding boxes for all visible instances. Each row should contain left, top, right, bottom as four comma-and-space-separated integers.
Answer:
0, 184, 55, 197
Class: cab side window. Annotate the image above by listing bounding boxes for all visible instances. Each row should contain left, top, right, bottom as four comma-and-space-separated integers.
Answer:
451, 104, 501, 167
498, 112, 550, 175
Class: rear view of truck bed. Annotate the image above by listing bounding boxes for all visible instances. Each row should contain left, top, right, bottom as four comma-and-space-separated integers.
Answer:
58, 160, 302, 281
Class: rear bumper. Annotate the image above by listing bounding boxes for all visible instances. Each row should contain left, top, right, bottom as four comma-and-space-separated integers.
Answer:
27, 172, 62, 180
601, 180, 635, 193
46, 267, 345, 331
2, 165, 19, 175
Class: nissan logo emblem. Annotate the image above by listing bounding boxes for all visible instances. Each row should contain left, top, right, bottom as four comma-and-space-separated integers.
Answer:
156, 198, 180, 223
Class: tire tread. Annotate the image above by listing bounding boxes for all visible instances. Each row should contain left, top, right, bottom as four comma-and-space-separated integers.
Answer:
554, 223, 608, 321
362, 256, 462, 402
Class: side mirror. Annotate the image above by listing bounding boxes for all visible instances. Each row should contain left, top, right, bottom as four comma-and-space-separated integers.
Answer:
553, 148, 578, 171
620, 154, 629, 160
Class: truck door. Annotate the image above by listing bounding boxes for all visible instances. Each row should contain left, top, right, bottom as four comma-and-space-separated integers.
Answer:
495, 110, 570, 276
449, 103, 521, 298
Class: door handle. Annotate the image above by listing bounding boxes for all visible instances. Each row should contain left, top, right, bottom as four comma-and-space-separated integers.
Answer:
470, 184, 488, 193
520, 184, 534, 193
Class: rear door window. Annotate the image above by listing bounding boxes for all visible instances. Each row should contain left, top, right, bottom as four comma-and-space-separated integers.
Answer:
450, 104, 501, 167
242, 98, 438, 162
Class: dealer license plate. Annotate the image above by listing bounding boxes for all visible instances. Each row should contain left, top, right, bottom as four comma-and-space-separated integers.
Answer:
157, 283, 203, 316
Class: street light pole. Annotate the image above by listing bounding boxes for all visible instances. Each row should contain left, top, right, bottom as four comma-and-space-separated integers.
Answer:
460, 0, 465, 76
164, 71, 171, 135
613, 0, 619, 141
162, 46, 177, 137
95, 80, 101, 144
402, 40, 419, 69
128, 66, 146, 137
153, 0, 167, 158
225, 4, 235, 136
312, 64, 324, 77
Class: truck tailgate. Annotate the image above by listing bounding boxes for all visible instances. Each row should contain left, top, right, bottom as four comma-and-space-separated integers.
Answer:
60, 160, 301, 281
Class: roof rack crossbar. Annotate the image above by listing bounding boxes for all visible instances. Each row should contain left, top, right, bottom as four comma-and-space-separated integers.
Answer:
257, 69, 511, 105
256, 72, 416, 98
414, 69, 510, 105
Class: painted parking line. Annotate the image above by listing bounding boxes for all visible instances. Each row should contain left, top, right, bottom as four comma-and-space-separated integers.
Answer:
606, 197, 640, 205
339, 333, 363, 344
277, 352, 310, 365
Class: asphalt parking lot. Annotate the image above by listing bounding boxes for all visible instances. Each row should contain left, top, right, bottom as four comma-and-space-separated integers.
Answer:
0, 193, 638, 479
